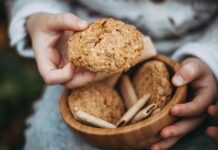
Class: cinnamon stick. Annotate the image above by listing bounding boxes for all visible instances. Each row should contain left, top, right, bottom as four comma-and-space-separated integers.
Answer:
131, 103, 157, 124
152, 108, 160, 115
120, 75, 138, 109
116, 94, 150, 127
74, 111, 116, 128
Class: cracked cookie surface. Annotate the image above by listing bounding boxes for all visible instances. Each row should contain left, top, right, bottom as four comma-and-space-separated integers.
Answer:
68, 83, 125, 124
133, 60, 173, 109
67, 18, 144, 73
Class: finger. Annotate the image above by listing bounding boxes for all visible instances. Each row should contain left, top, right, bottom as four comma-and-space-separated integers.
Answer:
64, 71, 96, 88
208, 105, 218, 117
44, 63, 74, 84
172, 59, 203, 86
171, 89, 212, 117
38, 54, 74, 84
150, 136, 181, 150
46, 13, 88, 31
161, 116, 205, 139
207, 126, 218, 143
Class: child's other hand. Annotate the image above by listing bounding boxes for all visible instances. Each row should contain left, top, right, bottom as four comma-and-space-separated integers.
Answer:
27, 13, 95, 88
151, 57, 218, 150
207, 105, 218, 143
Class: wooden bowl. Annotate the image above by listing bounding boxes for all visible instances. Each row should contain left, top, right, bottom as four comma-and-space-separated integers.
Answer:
59, 54, 187, 150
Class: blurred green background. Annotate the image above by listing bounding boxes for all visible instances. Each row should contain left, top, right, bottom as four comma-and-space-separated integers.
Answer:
0, 1, 44, 149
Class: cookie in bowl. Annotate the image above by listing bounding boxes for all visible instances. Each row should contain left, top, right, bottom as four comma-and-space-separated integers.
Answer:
133, 60, 173, 109
68, 83, 125, 125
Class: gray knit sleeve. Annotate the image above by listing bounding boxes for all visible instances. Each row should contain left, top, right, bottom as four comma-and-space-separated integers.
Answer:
173, 13, 218, 82
7, 0, 72, 57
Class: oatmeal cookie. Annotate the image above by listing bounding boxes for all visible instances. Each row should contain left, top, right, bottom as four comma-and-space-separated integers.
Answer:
68, 83, 125, 124
67, 18, 144, 73
133, 60, 173, 108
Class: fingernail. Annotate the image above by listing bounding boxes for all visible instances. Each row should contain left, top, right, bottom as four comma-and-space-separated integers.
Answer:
172, 107, 180, 115
77, 20, 88, 28
173, 75, 185, 86
152, 146, 160, 150
163, 132, 170, 138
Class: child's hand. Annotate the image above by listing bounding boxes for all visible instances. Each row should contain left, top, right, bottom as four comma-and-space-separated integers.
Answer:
151, 57, 218, 150
207, 105, 218, 143
27, 13, 95, 88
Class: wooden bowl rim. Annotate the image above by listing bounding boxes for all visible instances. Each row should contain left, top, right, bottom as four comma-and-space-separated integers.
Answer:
59, 54, 187, 136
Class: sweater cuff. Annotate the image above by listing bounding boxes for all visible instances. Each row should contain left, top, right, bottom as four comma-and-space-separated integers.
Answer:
172, 43, 218, 82
9, 1, 71, 58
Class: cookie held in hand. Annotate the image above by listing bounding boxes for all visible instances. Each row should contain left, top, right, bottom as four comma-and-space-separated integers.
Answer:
68, 83, 125, 124
133, 60, 173, 108
67, 18, 144, 73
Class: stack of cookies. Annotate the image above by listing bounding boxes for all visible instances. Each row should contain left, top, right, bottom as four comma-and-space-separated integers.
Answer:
67, 18, 173, 128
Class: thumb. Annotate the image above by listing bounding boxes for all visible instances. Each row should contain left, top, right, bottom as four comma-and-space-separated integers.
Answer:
172, 58, 203, 86
45, 13, 88, 31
